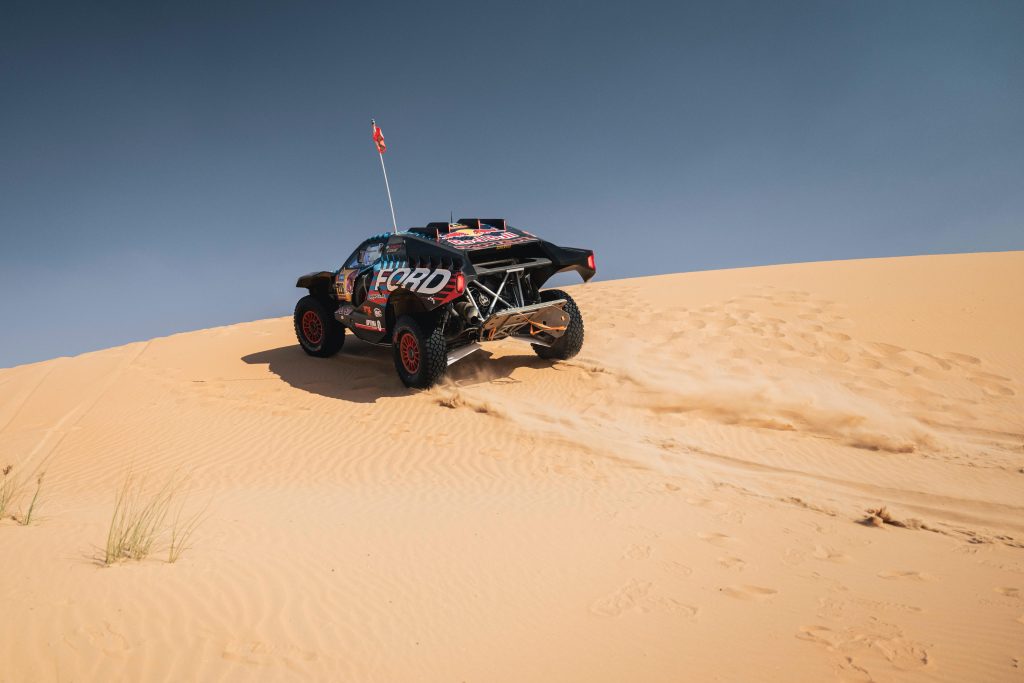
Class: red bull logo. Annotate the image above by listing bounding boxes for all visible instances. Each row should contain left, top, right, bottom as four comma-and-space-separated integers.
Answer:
442, 224, 532, 248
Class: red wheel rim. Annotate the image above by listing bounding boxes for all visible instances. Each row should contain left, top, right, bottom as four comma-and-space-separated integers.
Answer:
301, 310, 323, 345
399, 332, 420, 373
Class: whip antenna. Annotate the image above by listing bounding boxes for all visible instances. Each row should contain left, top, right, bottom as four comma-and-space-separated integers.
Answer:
370, 118, 398, 233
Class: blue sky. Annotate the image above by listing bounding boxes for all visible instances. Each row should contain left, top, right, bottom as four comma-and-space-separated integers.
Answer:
1, 0, 1022, 367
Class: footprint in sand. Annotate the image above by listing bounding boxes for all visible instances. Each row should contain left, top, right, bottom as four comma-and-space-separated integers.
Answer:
783, 548, 808, 566
698, 531, 733, 547
796, 625, 841, 648
855, 354, 883, 370
970, 374, 1016, 397
911, 364, 948, 380
662, 560, 694, 577
944, 352, 982, 366
222, 639, 317, 666
797, 624, 929, 671
720, 585, 778, 601
825, 346, 851, 363
590, 579, 652, 616
74, 623, 131, 655
623, 544, 652, 560
590, 579, 698, 618
926, 352, 954, 370
657, 598, 700, 617
994, 586, 1020, 598
717, 555, 746, 570
687, 497, 728, 511
877, 570, 933, 581
870, 342, 907, 356
812, 545, 851, 563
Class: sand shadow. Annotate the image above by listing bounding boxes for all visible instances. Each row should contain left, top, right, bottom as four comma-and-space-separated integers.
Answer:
242, 339, 553, 403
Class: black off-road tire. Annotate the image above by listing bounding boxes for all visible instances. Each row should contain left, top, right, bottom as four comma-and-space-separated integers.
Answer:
532, 289, 584, 360
392, 314, 448, 389
294, 295, 346, 357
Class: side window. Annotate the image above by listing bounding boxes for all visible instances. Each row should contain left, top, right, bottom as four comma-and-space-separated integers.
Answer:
362, 241, 383, 265
344, 240, 386, 269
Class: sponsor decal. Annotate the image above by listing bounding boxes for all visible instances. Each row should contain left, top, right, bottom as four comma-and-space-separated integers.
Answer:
373, 267, 453, 295
354, 320, 383, 332
441, 226, 534, 248
336, 269, 358, 301
373, 308, 382, 318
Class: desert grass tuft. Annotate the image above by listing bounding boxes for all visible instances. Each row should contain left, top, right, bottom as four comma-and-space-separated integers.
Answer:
168, 498, 206, 563
105, 473, 174, 564
104, 472, 205, 565
0, 465, 15, 518
1, 456, 53, 522
18, 471, 46, 525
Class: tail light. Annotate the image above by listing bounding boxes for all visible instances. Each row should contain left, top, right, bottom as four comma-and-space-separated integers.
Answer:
455, 272, 465, 294
587, 252, 596, 270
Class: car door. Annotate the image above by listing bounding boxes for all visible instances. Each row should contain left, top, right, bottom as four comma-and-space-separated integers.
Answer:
336, 238, 386, 303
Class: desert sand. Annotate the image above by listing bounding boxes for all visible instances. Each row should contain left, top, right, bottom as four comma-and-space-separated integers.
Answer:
1, 251, 1022, 682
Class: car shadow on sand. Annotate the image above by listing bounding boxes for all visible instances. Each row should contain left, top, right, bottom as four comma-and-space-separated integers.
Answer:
241, 338, 554, 403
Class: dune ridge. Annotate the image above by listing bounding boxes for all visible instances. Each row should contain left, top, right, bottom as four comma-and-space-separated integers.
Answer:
1, 251, 1022, 682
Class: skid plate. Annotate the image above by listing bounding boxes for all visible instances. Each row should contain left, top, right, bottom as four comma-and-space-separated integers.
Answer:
480, 300, 569, 342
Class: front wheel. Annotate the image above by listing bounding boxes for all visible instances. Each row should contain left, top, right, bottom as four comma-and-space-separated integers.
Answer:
392, 315, 448, 388
294, 295, 345, 357
532, 289, 584, 360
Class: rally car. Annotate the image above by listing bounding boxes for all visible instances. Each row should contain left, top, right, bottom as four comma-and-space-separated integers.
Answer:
294, 218, 595, 388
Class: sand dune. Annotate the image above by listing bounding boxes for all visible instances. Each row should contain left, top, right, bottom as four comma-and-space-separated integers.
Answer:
1, 252, 1022, 682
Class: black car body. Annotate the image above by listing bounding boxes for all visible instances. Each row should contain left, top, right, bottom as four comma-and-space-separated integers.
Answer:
295, 218, 594, 387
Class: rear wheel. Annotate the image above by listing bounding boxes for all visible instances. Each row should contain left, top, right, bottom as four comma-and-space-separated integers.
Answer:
392, 315, 448, 388
294, 295, 345, 357
532, 289, 584, 360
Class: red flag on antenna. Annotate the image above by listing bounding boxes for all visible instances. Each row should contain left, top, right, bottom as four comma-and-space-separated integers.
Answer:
372, 123, 386, 154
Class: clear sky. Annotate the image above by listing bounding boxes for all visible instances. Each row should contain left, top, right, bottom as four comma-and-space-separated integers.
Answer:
2, 0, 1022, 368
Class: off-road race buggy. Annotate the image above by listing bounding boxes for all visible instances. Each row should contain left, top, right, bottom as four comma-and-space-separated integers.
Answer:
294, 218, 595, 388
